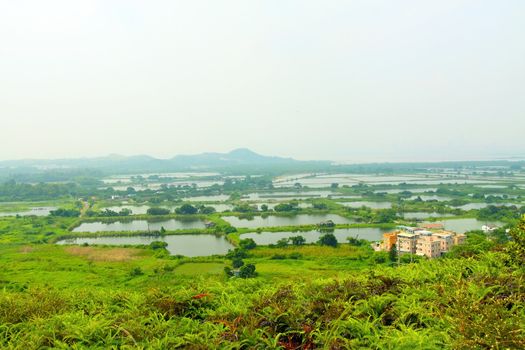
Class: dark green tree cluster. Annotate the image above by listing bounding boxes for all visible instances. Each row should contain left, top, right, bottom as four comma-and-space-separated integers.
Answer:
50, 208, 80, 217
175, 204, 198, 215
146, 207, 171, 215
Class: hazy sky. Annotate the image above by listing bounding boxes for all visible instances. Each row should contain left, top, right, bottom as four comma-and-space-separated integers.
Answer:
1, 0, 524, 162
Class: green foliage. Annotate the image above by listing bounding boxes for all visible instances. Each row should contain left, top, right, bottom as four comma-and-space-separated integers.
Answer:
223, 226, 237, 234
238, 263, 256, 278
50, 208, 80, 217
149, 241, 168, 250
232, 203, 257, 213
198, 205, 216, 214
129, 267, 144, 276
174, 204, 198, 215
290, 235, 306, 246
274, 202, 300, 212
389, 244, 398, 262
146, 207, 171, 215
232, 258, 244, 268
477, 205, 522, 221
225, 248, 248, 260
312, 202, 328, 210
508, 216, 525, 265
318, 233, 338, 247
275, 238, 290, 248
239, 238, 257, 250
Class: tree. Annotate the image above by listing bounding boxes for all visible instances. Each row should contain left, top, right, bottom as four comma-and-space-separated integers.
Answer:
318, 233, 338, 247
260, 204, 269, 212
238, 264, 256, 278
274, 202, 299, 212
224, 266, 233, 277
226, 248, 248, 260
175, 204, 198, 215
50, 208, 80, 217
232, 258, 245, 268
147, 207, 171, 215
290, 235, 306, 246
312, 202, 328, 210
389, 244, 398, 262
276, 238, 289, 247
150, 241, 168, 250
198, 206, 216, 214
347, 237, 364, 246
508, 217, 525, 265
239, 238, 257, 250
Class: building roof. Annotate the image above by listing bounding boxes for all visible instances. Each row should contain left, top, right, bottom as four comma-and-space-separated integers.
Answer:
421, 223, 444, 229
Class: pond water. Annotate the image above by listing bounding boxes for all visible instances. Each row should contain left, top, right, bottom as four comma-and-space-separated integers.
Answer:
407, 195, 452, 201
402, 212, 450, 220
209, 204, 234, 212
0, 207, 57, 217
373, 188, 437, 194
453, 202, 523, 211
73, 219, 206, 232
424, 218, 504, 233
57, 234, 234, 257
242, 227, 391, 245
242, 191, 334, 201
222, 214, 355, 228
185, 194, 230, 202
337, 201, 392, 209
104, 203, 233, 214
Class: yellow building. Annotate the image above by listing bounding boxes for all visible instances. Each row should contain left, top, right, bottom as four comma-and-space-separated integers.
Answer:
383, 231, 399, 251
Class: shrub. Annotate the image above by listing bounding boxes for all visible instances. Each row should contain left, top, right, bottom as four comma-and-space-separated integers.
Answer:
318, 233, 338, 247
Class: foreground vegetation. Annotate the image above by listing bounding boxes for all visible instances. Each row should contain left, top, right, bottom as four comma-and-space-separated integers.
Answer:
0, 218, 524, 349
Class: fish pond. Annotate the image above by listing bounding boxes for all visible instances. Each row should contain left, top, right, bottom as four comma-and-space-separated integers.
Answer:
57, 234, 234, 257
222, 214, 354, 228
73, 218, 207, 232
337, 201, 392, 209
424, 218, 504, 233
0, 207, 57, 217
242, 227, 391, 245
402, 212, 451, 220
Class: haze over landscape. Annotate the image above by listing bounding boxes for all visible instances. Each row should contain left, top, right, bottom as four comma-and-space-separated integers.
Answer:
1, 0, 524, 162
2, 2, 525, 349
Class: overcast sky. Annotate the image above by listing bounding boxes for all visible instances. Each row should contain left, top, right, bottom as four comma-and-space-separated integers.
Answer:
1, 0, 524, 162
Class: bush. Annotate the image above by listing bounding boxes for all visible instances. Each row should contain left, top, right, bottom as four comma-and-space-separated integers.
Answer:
147, 207, 171, 215
239, 238, 257, 250
276, 238, 289, 248
149, 241, 168, 250
175, 204, 198, 215
224, 226, 237, 234
270, 254, 286, 260
129, 267, 144, 276
318, 233, 338, 247
288, 252, 303, 259
50, 208, 80, 217
238, 264, 256, 278
290, 235, 306, 246
232, 258, 244, 268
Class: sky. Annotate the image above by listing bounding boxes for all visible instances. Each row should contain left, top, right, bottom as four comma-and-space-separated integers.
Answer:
0, 0, 524, 162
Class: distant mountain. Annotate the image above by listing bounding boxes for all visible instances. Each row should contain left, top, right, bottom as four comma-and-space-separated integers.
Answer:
170, 148, 299, 168
0, 149, 330, 176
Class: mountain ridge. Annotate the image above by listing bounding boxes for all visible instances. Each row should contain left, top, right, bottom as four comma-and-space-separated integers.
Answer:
0, 149, 329, 174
